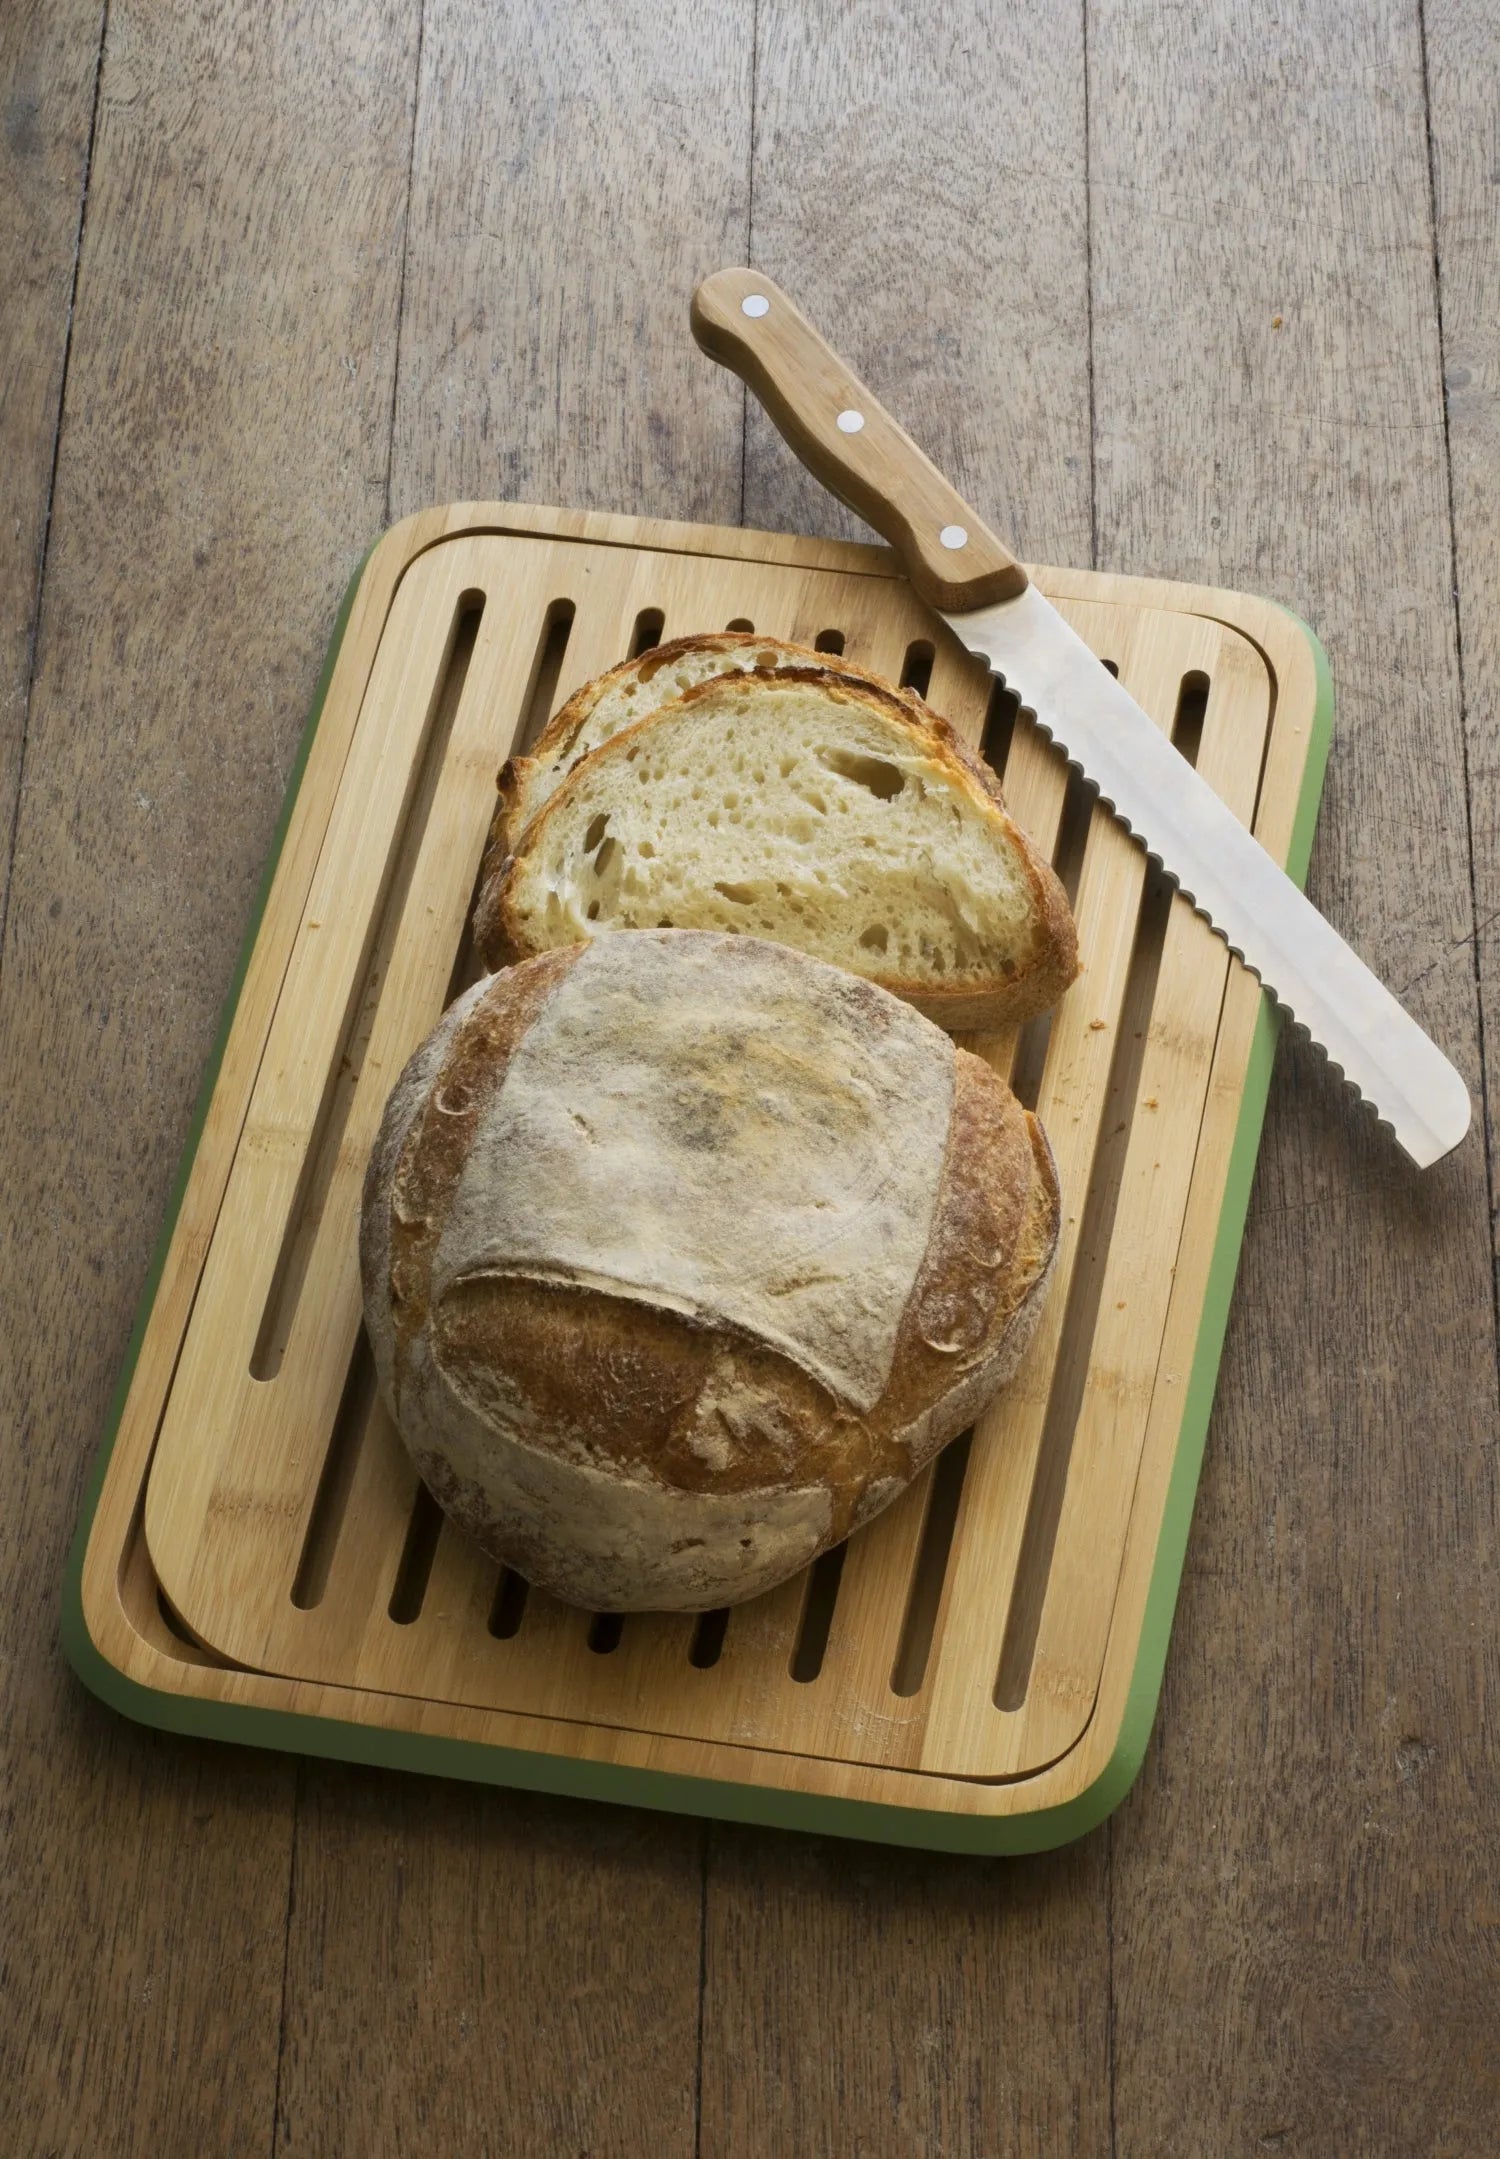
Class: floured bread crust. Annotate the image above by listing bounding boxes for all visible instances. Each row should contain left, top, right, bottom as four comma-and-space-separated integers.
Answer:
360, 931, 1060, 1611
434, 932, 954, 1411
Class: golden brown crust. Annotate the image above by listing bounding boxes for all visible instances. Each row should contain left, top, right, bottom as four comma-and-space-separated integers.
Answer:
914, 723, 1080, 1023
536, 629, 929, 771
360, 943, 1061, 1606
475, 667, 1079, 1025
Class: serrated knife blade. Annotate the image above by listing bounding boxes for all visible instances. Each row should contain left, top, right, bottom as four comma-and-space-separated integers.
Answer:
691, 267, 1472, 1169
940, 584, 1470, 1167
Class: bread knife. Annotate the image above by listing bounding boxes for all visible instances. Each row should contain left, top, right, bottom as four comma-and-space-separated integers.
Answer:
691, 267, 1471, 1170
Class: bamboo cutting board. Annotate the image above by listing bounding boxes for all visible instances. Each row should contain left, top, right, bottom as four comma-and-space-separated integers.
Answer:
64, 500, 1331, 1851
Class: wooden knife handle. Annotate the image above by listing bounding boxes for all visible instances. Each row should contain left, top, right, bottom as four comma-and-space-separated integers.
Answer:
691, 267, 1027, 610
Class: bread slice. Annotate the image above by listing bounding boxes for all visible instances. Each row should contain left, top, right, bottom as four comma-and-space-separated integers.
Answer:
361, 931, 1060, 1611
489, 630, 926, 861
473, 669, 1079, 1031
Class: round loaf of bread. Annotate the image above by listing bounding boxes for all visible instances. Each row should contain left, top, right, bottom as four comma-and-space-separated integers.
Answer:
360, 930, 1059, 1611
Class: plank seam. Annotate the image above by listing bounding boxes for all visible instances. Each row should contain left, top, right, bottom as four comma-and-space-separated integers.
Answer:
1106, 1814, 1118, 2159
268, 1763, 300, 2159
693, 1823, 709, 2159
1415, 0, 1500, 1408
267, 6, 427, 2138
0, 0, 109, 979
1086, 16, 1114, 2148
382, 0, 428, 530
1082, 0, 1099, 577
738, 0, 761, 532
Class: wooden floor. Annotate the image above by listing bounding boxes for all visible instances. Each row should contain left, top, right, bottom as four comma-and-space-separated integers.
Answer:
4, 2, 1497, 2152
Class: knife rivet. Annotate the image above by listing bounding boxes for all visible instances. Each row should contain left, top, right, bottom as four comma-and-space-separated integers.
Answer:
836, 409, 865, 433
939, 524, 969, 550
741, 294, 770, 318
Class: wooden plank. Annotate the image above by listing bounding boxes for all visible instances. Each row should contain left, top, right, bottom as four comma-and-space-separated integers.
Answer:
701, 1, 1111, 2148
702, 1832, 1108, 2157
390, 0, 754, 525
276, 1768, 700, 2158
739, 2, 1094, 573
1426, 0, 1500, 1291
1088, 1, 1500, 2148
0, 0, 421, 2149
271, 6, 750, 2152
0, 0, 102, 927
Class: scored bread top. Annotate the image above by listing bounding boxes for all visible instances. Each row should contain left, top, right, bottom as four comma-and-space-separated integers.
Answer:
474, 667, 1079, 1031
488, 630, 929, 863
432, 932, 954, 1411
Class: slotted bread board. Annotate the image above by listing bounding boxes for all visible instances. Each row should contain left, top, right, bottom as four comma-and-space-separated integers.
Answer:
65, 501, 1331, 1851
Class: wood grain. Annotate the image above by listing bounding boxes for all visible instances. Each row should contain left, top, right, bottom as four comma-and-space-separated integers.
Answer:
702, 1833, 1108, 2158
0, 0, 419, 2149
701, 3, 1109, 2151
1088, 1, 1500, 2150
390, 0, 754, 524
276, 1770, 699, 2159
1426, 0, 1500, 1299
270, 7, 749, 2152
0, 0, 102, 929
739, 0, 1094, 574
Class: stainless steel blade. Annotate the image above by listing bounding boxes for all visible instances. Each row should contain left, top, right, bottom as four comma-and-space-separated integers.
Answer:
945, 585, 1470, 1169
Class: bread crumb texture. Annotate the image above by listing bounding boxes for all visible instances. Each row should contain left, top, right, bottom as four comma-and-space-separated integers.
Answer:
498, 631, 930, 850
480, 666, 1077, 1027
520, 679, 1034, 978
